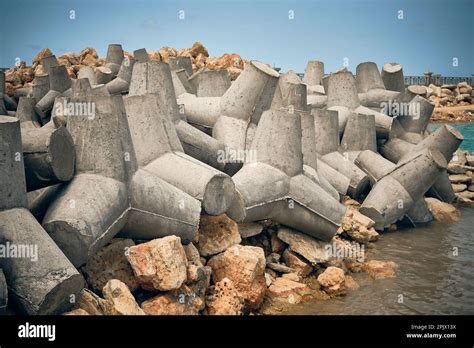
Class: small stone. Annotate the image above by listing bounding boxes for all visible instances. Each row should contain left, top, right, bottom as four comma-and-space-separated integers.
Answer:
183, 242, 203, 266
266, 277, 312, 305
186, 265, 211, 310
206, 278, 244, 315
33, 48, 53, 66
102, 279, 145, 315
452, 183, 467, 193
76, 288, 108, 315
271, 233, 287, 253
458, 191, 474, 200
317, 266, 346, 296
238, 222, 263, 238
126, 236, 188, 291
363, 260, 397, 280
265, 252, 281, 264
195, 214, 241, 257
82, 238, 138, 294
63, 308, 90, 315
208, 245, 266, 309
267, 263, 295, 274
351, 210, 375, 228
449, 174, 472, 184
425, 197, 461, 222
282, 249, 312, 277
189, 42, 209, 58
345, 275, 360, 290
466, 155, 474, 167
346, 226, 379, 243
141, 285, 203, 315
281, 272, 300, 282
264, 272, 274, 287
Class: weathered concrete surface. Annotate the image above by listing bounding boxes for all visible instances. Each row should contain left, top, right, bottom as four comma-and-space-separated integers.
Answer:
189, 69, 231, 97
381, 63, 405, 92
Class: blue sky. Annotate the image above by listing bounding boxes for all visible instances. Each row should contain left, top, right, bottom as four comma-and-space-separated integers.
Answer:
1, 0, 473, 76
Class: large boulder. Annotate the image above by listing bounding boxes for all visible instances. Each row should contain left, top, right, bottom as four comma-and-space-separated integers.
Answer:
208, 245, 266, 309
425, 197, 461, 222
195, 214, 241, 257
126, 236, 188, 291
363, 260, 397, 279
205, 278, 244, 315
317, 266, 346, 296
141, 285, 203, 315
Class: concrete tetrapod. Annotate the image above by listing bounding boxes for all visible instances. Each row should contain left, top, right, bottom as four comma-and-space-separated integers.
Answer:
122, 94, 235, 215
360, 148, 446, 230
189, 69, 231, 97
0, 72, 8, 115
128, 61, 227, 171
105, 57, 136, 95
168, 56, 194, 77
227, 108, 346, 241
302, 60, 324, 86
21, 126, 75, 191
355, 150, 433, 225
381, 63, 405, 92
42, 95, 201, 267
0, 116, 83, 315
339, 112, 377, 153
105, 43, 124, 77
34, 65, 72, 123
16, 96, 42, 128
380, 125, 463, 203
133, 48, 149, 63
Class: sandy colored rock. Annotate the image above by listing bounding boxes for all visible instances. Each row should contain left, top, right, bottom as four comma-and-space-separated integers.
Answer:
183, 242, 203, 266
238, 222, 263, 238
317, 266, 346, 296
141, 285, 202, 315
208, 245, 266, 309
267, 277, 312, 304
195, 214, 241, 256
79, 47, 98, 60
102, 279, 144, 315
206, 277, 244, 315
189, 41, 209, 58
449, 174, 472, 184
126, 236, 188, 291
76, 288, 108, 315
63, 308, 90, 315
345, 275, 360, 290
82, 238, 138, 294
277, 227, 330, 265
452, 183, 467, 192
425, 197, 461, 222
33, 48, 53, 66
363, 260, 397, 280
282, 249, 312, 277
185, 264, 211, 310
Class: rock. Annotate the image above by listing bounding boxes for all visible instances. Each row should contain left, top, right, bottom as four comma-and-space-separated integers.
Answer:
282, 249, 313, 277
185, 265, 211, 310
265, 253, 281, 264
265, 272, 274, 287
195, 214, 241, 256
449, 174, 472, 184
79, 47, 98, 60
346, 225, 379, 243
267, 277, 312, 304
277, 227, 330, 265
345, 275, 360, 290
363, 260, 397, 279
267, 263, 295, 274
148, 51, 162, 62
126, 236, 188, 291
63, 308, 90, 315
468, 184, 474, 192
343, 198, 361, 206
82, 54, 99, 66
207, 245, 266, 309
351, 210, 375, 228
425, 197, 461, 222
344, 258, 364, 273
158, 46, 178, 62
102, 279, 145, 315
141, 285, 203, 315
281, 272, 301, 282
82, 238, 138, 294
183, 242, 203, 266
448, 163, 468, 174
271, 233, 287, 253
76, 288, 108, 315
206, 278, 244, 315
466, 155, 474, 167
441, 84, 457, 90
189, 42, 209, 58
238, 222, 263, 238
458, 191, 474, 200
317, 266, 346, 296
33, 48, 53, 66
452, 184, 467, 193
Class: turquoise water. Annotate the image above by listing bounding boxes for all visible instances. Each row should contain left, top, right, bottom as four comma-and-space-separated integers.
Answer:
428, 122, 474, 152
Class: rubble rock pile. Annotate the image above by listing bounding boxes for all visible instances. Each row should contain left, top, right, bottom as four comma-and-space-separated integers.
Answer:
0, 44, 469, 316
426, 82, 473, 107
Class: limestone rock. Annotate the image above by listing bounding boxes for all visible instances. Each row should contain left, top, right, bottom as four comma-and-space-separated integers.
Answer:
206, 278, 244, 315
282, 249, 313, 277
267, 277, 312, 305
195, 214, 241, 256
449, 174, 472, 184
277, 227, 330, 265
186, 264, 212, 310
363, 260, 397, 279
345, 275, 360, 290
102, 279, 145, 315
76, 288, 108, 315
141, 285, 203, 315
317, 266, 346, 296
238, 222, 263, 238
208, 245, 266, 309
183, 242, 203, 266
126, 236, 188, 291
189, 42, 209, 58
452, 183, 467, 193
425, 197, 461, 222
33, 48, 53, 66
82, 238, 138, 294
